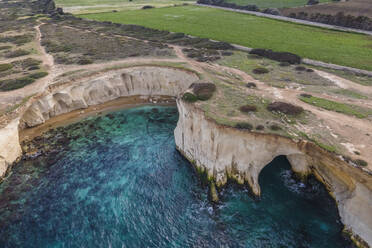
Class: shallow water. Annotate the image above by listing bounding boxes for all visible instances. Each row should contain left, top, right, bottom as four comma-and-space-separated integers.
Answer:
0, 106, 352, 247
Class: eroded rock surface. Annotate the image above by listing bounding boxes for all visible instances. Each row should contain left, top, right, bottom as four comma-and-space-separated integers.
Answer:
22, 66, 198, 127
0, 118, 22, 178
174, 99, 372, 246
0, 66, 198, 182
0, 65, 371, 247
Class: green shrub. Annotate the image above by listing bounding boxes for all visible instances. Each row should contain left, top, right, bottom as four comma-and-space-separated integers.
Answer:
22, 58, 42, 68
267, 102, 303, 115
235, 122, 253, 130
0, 63, 13, 72
295, 66, 306, 71
0, 77, 35, 91
221, 51, 233, 56
195, 41, 232, 50
354, 159, 368, 167
270, 124, 281, 131
245, 82, 257, 88
12, 58, 42, 69
186, 50, 203, 58
28, 66, 40, 71
191, 82, 216, 101
250, 49, 301, 64
256, 125, 265, 130
42, 41, 72, 53
239, 104, 257, 113
182, 92, 198, 103
142, 5, 154, 9
300, 93, 312, 98
5, 49, 30, 58
252, 67, 269, 74
29, 72, 48, 79
0, 45, 11, 51
77, 58, 93, 65
0, 34, 33, 46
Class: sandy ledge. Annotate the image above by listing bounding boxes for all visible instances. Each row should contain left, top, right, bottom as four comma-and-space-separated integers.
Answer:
20, 95, 176, 142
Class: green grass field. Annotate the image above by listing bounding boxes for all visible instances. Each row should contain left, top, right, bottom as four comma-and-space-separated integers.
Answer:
224, 0, 330, 9
299, 95, 372, 119
55, 0, 187, 7
80, 5, 372, 71
55, 0, 193, 14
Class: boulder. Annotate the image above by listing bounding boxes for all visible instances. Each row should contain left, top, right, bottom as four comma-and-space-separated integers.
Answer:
262, 8, 280, 16
307, 0, 320, 5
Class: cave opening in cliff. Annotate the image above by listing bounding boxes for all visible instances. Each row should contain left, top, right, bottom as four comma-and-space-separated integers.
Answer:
0, 107, 353, 247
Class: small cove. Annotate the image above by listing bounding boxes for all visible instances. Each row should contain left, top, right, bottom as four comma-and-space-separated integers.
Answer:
0, 106, 353, 247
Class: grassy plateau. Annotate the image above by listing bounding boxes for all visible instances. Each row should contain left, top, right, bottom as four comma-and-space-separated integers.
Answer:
299, 95, 372, 119
80, 5, 372, 71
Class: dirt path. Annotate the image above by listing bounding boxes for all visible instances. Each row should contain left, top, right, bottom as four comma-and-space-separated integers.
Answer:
315, 69, 372, 95
0, 24, 56, 100
171, 46, 206, 75
55, 57, 186, 75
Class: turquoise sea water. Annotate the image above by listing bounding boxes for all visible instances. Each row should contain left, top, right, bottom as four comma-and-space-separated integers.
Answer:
0, 106, 353, 247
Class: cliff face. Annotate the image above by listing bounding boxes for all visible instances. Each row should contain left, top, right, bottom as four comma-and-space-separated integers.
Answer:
174, 99, 372, 247
22, 67, 198, 127
1, 65, 371, 246
0, 118, 22, 179
0, 66, 198, 180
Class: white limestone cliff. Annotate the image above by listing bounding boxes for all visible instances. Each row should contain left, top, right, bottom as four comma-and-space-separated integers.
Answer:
0, 118, 22, 178
0, 65, 371, 247
0, 66, 198, 180
22, 66, 199, 127
174, 99, 372, 247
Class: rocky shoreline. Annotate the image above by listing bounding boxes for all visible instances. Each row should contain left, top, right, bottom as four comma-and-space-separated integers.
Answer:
174, 99, 372, 247
0, 66, 371, 247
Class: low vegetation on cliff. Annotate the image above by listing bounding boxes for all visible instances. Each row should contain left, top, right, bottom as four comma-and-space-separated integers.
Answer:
0, 57, 47, 91
40, 23, 174, 64
267, 102, 304, 116
183, 82, 217, 102
299, 95, 372, 119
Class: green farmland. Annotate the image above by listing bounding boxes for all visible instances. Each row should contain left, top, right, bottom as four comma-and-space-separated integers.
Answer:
80, 5, 372, 71
224, 0, 330, 9
55, 0, 189, 7
55, 0, 193, 14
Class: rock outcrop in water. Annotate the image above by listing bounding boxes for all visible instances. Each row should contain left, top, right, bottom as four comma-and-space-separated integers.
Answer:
174, 99, 372, 247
